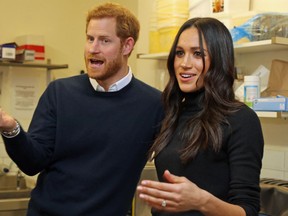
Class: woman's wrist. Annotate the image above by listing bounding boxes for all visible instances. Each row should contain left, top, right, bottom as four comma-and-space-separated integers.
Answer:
197, 189, 213, 213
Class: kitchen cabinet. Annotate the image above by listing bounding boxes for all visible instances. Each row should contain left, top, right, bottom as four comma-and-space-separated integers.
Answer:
137, 36, 288, 118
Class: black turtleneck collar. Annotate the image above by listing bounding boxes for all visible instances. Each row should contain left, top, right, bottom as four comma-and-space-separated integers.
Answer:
182, 88, 205, 113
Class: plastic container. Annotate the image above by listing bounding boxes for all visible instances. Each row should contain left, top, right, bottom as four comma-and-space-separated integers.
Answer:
149, 15, 160, 53
244, 75, 260, 107
156, 0, 189, 52
158, 25, 180, 52
157, 0, 188, 12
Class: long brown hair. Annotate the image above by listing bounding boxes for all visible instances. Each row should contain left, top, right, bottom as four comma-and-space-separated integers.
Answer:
149, 17, 243, 164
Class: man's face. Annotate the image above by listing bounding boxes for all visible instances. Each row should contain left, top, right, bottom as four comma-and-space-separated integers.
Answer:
84, 17, 126, 91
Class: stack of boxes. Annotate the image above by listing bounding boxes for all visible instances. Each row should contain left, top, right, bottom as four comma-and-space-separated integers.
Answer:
0, 35, 45, 62
15, 35, 45, 62
148, 13, 159, 54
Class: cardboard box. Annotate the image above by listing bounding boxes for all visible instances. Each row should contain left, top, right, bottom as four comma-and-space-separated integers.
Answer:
253, 96, 288, 111
14, 35, 45, 60
15, 49, 35, 62
0, 42, 17, 60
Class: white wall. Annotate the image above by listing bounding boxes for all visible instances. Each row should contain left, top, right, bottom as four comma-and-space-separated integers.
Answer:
251, 0, 288, 12
0, 0, 137, 79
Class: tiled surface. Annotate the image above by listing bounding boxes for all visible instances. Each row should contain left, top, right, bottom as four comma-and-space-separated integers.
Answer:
261, 168, 285, 180
262, 148, 285, 170
261, 145, 288, 180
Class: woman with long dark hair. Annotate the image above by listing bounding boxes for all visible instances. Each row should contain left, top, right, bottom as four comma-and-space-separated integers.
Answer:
137, 17, 264, 216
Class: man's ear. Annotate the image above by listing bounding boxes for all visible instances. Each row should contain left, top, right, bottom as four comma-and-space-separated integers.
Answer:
122, 37, 135, 56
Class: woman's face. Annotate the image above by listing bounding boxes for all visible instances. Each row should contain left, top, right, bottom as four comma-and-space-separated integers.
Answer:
174, 27, 211, 93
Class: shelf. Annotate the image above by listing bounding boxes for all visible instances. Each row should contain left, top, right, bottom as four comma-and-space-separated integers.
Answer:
137, 52, 168, 60
256, 111, 288, 119
0, 62, 68, 70
256, 111, 278, 118
0, 61, 68, 85
234, 37, 288, 54
137, 37, 288, 60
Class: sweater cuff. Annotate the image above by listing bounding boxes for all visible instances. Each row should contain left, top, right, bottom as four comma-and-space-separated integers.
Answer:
1, 121, 21, 138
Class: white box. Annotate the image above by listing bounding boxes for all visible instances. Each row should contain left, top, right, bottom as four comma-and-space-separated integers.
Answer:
0, 43, 17, 60
16, 49, 35, 62
14, 35, 45, 60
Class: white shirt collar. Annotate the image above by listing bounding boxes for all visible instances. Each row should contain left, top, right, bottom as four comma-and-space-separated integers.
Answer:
89, 67, 133, 92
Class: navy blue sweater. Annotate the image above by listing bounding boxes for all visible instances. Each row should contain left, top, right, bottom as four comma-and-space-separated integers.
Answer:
3, 74, 163, 216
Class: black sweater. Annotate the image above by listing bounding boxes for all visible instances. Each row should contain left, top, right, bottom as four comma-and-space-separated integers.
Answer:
3, 74, 163, 216
154, 90, 264, 216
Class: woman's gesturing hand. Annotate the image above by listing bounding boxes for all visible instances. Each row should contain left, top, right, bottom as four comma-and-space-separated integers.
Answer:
136, 170, 208, 213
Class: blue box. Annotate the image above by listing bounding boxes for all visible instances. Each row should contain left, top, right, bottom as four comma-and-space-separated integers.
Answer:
253, 97, 288, 111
